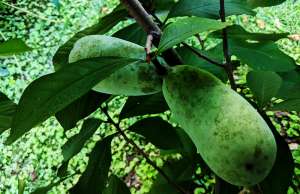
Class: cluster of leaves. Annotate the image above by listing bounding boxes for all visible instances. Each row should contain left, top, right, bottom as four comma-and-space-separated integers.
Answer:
1, 0, 300, 193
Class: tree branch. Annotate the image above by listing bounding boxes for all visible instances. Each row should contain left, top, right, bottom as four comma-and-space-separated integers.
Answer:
219, 0, 237, 90
100, 106, 188, 194
182, 43, 224, 68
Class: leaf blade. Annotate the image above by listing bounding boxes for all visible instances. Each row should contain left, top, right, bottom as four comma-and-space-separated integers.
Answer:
0, 39, 31, 57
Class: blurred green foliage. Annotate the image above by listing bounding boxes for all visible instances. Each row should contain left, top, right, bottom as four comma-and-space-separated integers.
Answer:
0, 0, 299, 193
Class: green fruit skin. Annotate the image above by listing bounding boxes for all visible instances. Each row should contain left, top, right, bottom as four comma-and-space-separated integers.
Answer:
69, 35, 162, 96
162, 65, 277, 186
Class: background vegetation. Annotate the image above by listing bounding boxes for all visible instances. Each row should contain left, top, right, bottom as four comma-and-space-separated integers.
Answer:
0, 0, 299, 193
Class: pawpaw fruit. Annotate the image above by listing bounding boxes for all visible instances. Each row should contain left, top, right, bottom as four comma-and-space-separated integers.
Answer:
68, 35, 162, 96
162, 65, 277, 186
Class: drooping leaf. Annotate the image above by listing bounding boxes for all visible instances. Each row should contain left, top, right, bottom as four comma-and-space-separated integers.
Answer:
128, 117, 195, 153
247, 71, 282, 108
56, 91, 110, 131
276, 70, 300, 100
53, 8, 128, 69
120, 93, 169, 119
230, 40, 296, 72
148, 158, 195, 194
211, 25, 288, 42
103, 175, 131, 194
0, 39, 31, 57
259, 122, 294, 194
6, 57, 137, 144
270, 99, 300, 112
69, 136, 113, 194
247, 0, 287, 8
168, 0, 255, 19
177, 45, 227, 81
214, 176, 240, 194
158, 17, 229, 53
0, 92, 16, 134
113, 23, 147, 46
62, 118, 101, 162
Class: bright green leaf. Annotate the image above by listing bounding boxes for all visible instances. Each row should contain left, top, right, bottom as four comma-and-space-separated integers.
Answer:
103, 175, 131, 194
6, 57, 137, 144
247, 71, 282, 108
120, 93, 169, 119
69, 136, 113, 194
168, 0, 255, 19
230, 40, 296, 72
270, 99, 300, 112
0, 92, 16, 134
62, 118, 101, 162
158, 17, 229, 53
56, 91, 110, 131
0, 39, 31, 57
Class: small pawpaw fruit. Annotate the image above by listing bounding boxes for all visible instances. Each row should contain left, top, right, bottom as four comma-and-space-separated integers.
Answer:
162, 65, 277, 186
68, 35, 162, 96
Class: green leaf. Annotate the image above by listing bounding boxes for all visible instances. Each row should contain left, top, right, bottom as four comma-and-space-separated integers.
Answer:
128, 117, 194, 152
53, 8, 127, 69
168, 0, 255, 19
211, 25, 288, 42
276, 70, 300, 100
103, 175, 131, 194
56, 91, 110, 131
0, 39, 31, 57
148, 158, 195, 194
214, 176, 240, 194
177, 45, 227, 81
120, 93, 169, 119
247, 71, 282, 108
0, 92, 16, 134
230, 40, 296, 72
247, 0, 287, 8
113, 23, 147, 46
62, 118, 101, 162
6, 57, 137, 144
270, 99, 300, 112
69, 136, 113, 194
158, 17, 229, 53
259, 124, 294, 194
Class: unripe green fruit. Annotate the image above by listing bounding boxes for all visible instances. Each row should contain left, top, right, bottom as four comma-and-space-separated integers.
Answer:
68, 35, 162, 96
162, 65, 277, 186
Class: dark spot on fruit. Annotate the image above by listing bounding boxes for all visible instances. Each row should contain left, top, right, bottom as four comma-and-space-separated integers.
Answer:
254, 146, 262, 158
264, 155, 269, 160
245, 163, 254, 171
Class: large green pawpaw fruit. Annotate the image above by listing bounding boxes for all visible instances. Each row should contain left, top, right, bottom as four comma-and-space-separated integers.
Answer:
68, 35, 162, 96
162, 65, 277, 186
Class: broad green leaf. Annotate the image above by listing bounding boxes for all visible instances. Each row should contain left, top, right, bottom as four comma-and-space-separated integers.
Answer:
177, 46, 227, 81
158, 17, 229, 53
270, 99, 300, 112
230, 40, 296, 72
211, 25, 288, 42
68, 35, 145, 64
53, 8, 127, 69
247, 71, 282, 108
0, 92, 16, 134
259, 123, 294, 194
168, 0, 255, 19
62, 118, 101, 162
120, 93, 169, 119
69, 136, 113, 194
276, 70, 300, 100
148, 158, 195, 194
214, 176, 240, 194
0, 39, 31, 57
6, 57, 137, 144
128, 117, 195, 153
103, 175, 131, 194
247, 0, 287, 8
113, 23, 147, 46
56, 91, 110, 131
